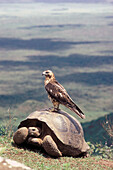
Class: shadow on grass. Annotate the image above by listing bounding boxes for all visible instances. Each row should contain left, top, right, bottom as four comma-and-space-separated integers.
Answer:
12, 142, 61, 159
0, 37, 111, 51
58, 71, 113, 86
1, 53, 113, 71
0, 88, 46, 107
12, 141, 87, 158
0, 37, 72, 51
20, 23, 85, 30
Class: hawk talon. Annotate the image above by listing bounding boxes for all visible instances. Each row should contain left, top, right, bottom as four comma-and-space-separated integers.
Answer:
53, 108, 61, 112
48, 107, 60, 112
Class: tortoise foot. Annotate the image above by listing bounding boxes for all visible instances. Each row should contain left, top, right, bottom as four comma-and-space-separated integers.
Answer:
13, 127, 28, 145
27, 137, 43, 147
42, 135, 62, 157
82, 152, 89, 158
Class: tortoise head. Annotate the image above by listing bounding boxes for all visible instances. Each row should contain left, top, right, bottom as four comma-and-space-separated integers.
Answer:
28, 127, 41, 137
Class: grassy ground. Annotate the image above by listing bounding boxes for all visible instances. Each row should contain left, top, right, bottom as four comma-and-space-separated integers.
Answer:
0, 136, 113, 170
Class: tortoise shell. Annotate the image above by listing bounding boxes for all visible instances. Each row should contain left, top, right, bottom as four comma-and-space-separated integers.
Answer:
18, 109, 88, 152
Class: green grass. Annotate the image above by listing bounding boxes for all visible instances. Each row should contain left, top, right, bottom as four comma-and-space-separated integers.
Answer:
0, 136, 113, 170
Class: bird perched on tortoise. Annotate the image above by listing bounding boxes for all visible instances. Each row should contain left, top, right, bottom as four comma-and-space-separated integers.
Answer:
42, 70, 85, 119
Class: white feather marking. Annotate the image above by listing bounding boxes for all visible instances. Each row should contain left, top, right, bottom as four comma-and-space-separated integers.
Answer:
55, 93, 57, 97
50, 89, 52, 93
59, 93, 63, 97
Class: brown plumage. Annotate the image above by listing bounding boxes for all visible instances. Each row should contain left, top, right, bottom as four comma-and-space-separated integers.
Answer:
42, 70, 85, 119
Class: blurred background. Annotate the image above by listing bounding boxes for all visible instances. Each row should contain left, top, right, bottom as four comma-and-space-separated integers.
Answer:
0, 0, 113, 144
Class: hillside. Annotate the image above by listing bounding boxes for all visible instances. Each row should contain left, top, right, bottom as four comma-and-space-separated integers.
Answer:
82, 112, 113, 145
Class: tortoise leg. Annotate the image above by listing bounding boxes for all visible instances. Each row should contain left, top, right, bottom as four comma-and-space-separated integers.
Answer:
27, 137, 43, 147
13, 127, 28, 145
42, 135, 62, 157
82, 152, 89, 158
77, 152, 89, 158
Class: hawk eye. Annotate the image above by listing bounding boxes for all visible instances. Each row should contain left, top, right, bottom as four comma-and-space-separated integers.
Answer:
46, 71, 49, 74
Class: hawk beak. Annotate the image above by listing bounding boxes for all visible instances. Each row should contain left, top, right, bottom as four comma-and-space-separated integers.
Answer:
42, 71, 45, 76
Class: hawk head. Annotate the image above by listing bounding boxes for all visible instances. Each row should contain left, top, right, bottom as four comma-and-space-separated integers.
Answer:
42, 70, 55, 80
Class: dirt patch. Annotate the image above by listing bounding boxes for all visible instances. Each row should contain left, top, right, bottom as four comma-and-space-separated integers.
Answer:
95, 159, 113, 168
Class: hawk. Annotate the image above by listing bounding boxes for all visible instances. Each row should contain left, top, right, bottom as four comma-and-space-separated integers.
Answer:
42, 70, 85, 119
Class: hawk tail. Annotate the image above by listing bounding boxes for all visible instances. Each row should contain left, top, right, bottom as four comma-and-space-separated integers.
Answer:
67, 102, 85, 119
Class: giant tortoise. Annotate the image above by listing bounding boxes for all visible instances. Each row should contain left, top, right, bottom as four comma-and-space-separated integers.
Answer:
13, 109, 89, 157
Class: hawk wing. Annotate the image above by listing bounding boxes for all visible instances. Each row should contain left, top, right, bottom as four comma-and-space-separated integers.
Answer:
45, 80, 85, 119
